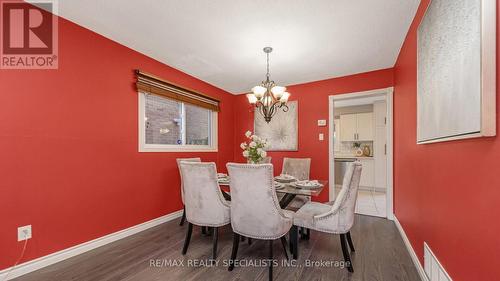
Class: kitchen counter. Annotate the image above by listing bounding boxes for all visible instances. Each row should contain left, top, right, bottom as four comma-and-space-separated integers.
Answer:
334, 155, 374, 160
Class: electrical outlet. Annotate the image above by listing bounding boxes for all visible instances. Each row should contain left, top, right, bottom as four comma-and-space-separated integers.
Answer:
18, 225, 32, 241
319, 133, 324, 141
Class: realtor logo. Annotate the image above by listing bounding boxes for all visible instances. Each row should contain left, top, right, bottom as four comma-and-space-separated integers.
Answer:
1, 0, 58, 69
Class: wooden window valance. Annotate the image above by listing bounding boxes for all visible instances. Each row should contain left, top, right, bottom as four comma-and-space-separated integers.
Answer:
135, 70, 220, 112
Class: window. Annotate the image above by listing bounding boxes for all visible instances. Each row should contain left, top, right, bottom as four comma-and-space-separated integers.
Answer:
139, 92, 217, 152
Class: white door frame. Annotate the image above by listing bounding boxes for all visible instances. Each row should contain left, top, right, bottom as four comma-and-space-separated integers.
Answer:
328, 87, 394, 220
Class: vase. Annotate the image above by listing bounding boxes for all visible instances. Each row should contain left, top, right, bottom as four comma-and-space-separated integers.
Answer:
355, 148, 364, 157
247, 158, 262, 164
362, 145, 371, 156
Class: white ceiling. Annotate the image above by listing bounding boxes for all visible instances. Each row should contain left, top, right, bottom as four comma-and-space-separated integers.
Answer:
55, 0, 420, 94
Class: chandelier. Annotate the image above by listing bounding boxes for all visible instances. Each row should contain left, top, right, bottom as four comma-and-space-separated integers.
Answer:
247, 47, 290, 123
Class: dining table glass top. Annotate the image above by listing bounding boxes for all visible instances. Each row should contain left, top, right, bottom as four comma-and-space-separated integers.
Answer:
217, 176, 326, 197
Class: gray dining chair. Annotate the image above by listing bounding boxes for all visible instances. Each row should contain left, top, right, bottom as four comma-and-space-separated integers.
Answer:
226, 163, 293, 281
179, 162, 230, 260
282, 157, 311, 181
176, 157, 201, 226
281, 157, 311, 210
292, 161, 362, 272
280, 157, 312, 239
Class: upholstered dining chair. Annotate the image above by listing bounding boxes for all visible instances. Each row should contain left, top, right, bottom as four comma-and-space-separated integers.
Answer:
226, 163, 293, 281
176, 157, 201, 226
291, 161, 362, 272
281, 157, 311, 208
280, 157, 312, 238
178, 162, 230, 260
282, 157, 311, 181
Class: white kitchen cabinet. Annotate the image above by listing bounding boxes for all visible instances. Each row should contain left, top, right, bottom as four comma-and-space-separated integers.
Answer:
339, 114, 357, 141
339, 113, 373, 141
359, 159, 375, 187
356, 112, 374, 141
334, 119, 341, 151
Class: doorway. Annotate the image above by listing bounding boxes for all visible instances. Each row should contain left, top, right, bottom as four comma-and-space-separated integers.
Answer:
328, 87, 393, 219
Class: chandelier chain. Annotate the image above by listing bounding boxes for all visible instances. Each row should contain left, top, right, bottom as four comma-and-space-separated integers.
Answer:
266, 51, 270, 81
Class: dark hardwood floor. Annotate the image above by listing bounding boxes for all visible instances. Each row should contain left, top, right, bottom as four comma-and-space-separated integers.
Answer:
13, 215, 420, 281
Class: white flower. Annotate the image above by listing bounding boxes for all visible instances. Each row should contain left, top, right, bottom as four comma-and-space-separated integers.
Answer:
260, 150, 267, 157
252, 135, 260, 142
245, 131, 252, 138
249, 141, 257, 148
240, 142, 247, 150
243, 151, 249, 157
257, 148, 263, 154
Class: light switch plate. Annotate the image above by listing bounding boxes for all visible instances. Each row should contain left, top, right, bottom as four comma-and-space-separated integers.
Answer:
319, 133, 324, 141
18, 225, 32, 241
317, 119, 327, 126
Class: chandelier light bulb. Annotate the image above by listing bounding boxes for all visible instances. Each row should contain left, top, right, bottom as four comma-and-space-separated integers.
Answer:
246, 93, 258, 104
280, 92, 290, 103
271, 86, 286, 99
251, 85, 266, 98
262, 95, 272, 106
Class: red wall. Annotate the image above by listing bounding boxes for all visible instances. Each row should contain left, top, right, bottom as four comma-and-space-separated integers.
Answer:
233, 69, 394, 202
393, 1, 500, 280
0, 16, 235, 269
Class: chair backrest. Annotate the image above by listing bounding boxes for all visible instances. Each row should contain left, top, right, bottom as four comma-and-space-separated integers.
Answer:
179, 162, 229, 226
226, 163, 291, 239
176, 158, 201, 203
282, 157, 311, 180
324, 161, 362, 229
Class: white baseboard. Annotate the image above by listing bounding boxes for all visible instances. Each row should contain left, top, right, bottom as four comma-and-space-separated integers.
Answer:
0, 209, 183, 280
394, 216, 428, 281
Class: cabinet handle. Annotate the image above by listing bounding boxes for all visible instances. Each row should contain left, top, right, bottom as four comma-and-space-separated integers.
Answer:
384, 144, 387, 155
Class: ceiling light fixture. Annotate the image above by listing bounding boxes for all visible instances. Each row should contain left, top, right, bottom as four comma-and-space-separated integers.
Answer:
247, 47, 290, 123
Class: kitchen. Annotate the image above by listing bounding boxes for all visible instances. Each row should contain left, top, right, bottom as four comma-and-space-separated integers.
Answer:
333, 94, 389, 217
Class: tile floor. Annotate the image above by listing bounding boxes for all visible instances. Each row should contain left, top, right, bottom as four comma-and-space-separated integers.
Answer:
335, 187, 387, 218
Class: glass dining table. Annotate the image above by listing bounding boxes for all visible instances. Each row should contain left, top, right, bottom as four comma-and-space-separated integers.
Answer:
217, 177, 327, 208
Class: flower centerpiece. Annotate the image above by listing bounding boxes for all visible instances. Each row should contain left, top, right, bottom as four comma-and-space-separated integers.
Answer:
240, 130, 268, 164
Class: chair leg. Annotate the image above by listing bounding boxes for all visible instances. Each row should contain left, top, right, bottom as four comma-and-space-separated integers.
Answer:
346, 231, 355, 252
179, 207, 186, 226
182, 222, 193, 255
340, 234, 354, 272
201, 226, 207, 235
212, 227, 219, 260
280, 236, 289, 260
291, 225, 299, 259
228, 233, 240, 271
300, 227, 310, 240
268, 240, 274, 281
